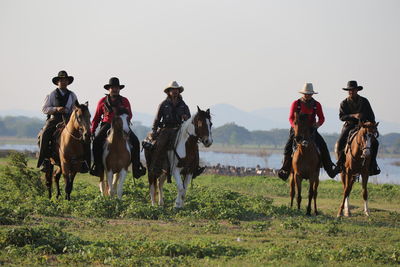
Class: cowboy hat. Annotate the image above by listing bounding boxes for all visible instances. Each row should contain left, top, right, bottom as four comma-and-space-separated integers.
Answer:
299, 83, 318, 95
104, 77, 125, 90
164, 81, 184, 94
52, 70, 74, 85
343, 80, 363, 91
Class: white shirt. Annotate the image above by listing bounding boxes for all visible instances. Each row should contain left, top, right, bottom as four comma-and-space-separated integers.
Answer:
42, 88, 78, 115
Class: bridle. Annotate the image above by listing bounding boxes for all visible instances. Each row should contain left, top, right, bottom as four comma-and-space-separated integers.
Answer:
64, 109, 89, 142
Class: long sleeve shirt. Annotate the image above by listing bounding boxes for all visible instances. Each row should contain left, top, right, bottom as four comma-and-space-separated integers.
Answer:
91, 95, 133, 134
339, 96, 375, 125
41, 88, 77, 115
152, 97, 191, 131
289, 98, 325, 128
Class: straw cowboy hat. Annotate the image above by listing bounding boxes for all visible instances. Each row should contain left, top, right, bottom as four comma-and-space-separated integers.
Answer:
343, 80, 363, 91
164, 81, 184, 94
52, 70, 74, 85
299, 83, 318, 95
104, 77, 125, 90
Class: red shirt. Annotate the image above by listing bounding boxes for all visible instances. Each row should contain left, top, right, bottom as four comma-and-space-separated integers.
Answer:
91, 95, 133, 134
289, 99, 325, 128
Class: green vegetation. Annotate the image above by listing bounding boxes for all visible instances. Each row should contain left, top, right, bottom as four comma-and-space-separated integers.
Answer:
0, 153, 400, 266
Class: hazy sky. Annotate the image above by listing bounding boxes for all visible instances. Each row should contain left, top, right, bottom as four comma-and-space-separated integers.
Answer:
0, 0, 399, 125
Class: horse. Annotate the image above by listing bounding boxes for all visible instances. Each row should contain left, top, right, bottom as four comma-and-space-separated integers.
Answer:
337, 121, 379, 217
145, 106, 213, 208
290, 112, 320, 216
45, 101, 91, 200
99, 112, 131, 199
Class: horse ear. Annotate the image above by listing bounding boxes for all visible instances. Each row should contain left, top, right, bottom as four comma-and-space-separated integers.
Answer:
206, 108, 210, 115
74, 100, 80, 107
197, 106, 201, 112
375, 122, 379, 127
84, 101, 88, 107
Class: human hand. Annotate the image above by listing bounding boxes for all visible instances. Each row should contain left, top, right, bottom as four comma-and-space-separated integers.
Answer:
352, 113, 361, 119
56, 107, 66, 113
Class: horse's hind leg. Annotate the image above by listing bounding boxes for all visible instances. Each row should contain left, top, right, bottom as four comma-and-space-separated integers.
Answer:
55, 168, 62, 199
149, 179, 157, 206
158, 173, 167, 206
64, 172, 76, 201
45, 165, 54, 199
361, 173, 370, 216
337, 171, 347, 217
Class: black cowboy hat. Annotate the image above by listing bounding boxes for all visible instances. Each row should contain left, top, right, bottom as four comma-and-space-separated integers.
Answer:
343, 80, 363, 91
52, 70, 74, 85
104, 77, 125, 90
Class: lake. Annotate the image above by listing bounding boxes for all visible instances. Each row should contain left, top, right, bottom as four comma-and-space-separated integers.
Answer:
1, 144, 399, 185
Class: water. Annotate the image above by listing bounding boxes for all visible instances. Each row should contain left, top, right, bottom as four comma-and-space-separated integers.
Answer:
1, 144, 399, 185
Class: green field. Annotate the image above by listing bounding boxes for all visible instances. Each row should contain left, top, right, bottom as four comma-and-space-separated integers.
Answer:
0, 154, 399, 266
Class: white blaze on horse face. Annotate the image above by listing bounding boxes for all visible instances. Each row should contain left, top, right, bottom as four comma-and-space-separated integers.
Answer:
364, 134, 372, 157
120, 114, 130, 134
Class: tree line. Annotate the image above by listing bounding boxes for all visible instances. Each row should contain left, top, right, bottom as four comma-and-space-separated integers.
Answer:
1, 117, 399, 154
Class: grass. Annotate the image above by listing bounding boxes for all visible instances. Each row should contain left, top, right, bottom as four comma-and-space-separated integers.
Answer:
0, 153, 399, 266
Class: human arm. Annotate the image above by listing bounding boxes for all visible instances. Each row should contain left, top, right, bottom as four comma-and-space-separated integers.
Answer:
315, 102, 325, 128
91, 98, 104, 134
288, 100, 297, 128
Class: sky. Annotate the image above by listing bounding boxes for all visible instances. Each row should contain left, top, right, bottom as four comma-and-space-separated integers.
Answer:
0, 0, 399, 126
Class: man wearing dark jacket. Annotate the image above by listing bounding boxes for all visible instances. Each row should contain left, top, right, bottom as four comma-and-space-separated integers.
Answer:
336, 80, 380, 175
149, 81, 204, 179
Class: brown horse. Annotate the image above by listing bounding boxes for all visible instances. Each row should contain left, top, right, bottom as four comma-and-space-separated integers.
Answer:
99, 113, 131, 199
290, 112, 320, 216
46, 101, 91, 200
145, 106, 213, 207
337, 121, 379, 217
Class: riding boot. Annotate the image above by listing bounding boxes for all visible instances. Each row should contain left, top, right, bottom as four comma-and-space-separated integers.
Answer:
320, 148, 340, 178
80, 143, 91, 173
40, 159, 51, 173
192, 166, 206, 179
369, 142, 380, 175
90, 141, 104, 177
278, 154, 292, 181
37, 129, 52, 168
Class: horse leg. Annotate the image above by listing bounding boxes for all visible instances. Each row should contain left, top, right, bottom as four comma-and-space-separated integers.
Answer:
106, 170, 114, 197
116, 169, 127, 199
158, 173, 167, 206
313, 174, 319, 216
149, 180, 156, 206
289, 173, 295, 208
344, 176, 356, 217
99, 171, 107, 197
361, 173, 370, 216
295, 174, 302, 210
112, 173, 119, 197
306, 180, 314, 216
55, 168, 62, 199
45, 165, 54, 199
181, 174, 192, 204
337, 171, 347, 217
65, 172, 76, 201
173, 168, 185, 208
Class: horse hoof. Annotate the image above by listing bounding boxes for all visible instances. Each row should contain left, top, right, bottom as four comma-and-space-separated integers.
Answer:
344, 212, 350, 217
315, 211, 319, 216
364, 211, 370, 217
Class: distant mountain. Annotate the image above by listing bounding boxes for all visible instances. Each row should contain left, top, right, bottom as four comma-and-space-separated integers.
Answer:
209, 103, 400, 134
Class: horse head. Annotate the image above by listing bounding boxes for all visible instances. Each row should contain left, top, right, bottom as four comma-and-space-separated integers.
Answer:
358, 121, 379, 158
293, 112, 311, 147
72, 100, 91, 142
111, 108, 130, 135
193, 106, 213, 147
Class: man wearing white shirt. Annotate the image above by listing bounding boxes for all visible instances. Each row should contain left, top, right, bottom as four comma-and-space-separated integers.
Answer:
37, 70, 89, 173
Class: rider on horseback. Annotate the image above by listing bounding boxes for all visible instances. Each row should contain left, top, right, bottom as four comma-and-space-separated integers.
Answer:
336, 80, 380, 175
37, 70, 90, 173
278, 83, 340, 181
148, 81, 205, 179
90, 77, 146, 178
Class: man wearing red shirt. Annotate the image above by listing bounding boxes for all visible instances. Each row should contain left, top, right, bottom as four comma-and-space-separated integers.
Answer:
90, 77, 146, 178
278, 83, 340, 180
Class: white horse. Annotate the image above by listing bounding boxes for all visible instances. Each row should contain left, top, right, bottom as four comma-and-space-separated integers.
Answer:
100, 113, 131, 199
168, 107, 213, 208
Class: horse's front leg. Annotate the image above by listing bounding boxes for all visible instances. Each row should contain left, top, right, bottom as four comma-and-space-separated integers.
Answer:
45, 164, 54, 199
306, 179, 314, 216
149, 180, 157, 206
116, 169, 127, 199
173, 168, 185, 208
295, 174, 302, 210
313, 173, 319, 216
99, 171, 107, 197
361, 172, 370, 216
289, 173, 295, 208
182, 174, 193, 202
106, 170, 114, 197
55, 168, 62, 199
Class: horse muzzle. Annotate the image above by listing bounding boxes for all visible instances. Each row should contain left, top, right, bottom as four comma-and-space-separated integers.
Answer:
202, 137, 213, 147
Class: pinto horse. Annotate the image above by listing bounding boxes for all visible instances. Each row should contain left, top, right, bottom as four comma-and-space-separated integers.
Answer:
337, 121, 379, 217
290, 112, 320, 215
46, 101, 91, 200
146, 106, 213, 208
99, 112, 131, 199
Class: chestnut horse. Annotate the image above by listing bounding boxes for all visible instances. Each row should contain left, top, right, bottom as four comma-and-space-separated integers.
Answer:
46, 101, 91, 200
99, 113, 131, 199
145, 107, 213, 207
290, 112, 320, 215
337, 121, 379, 217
